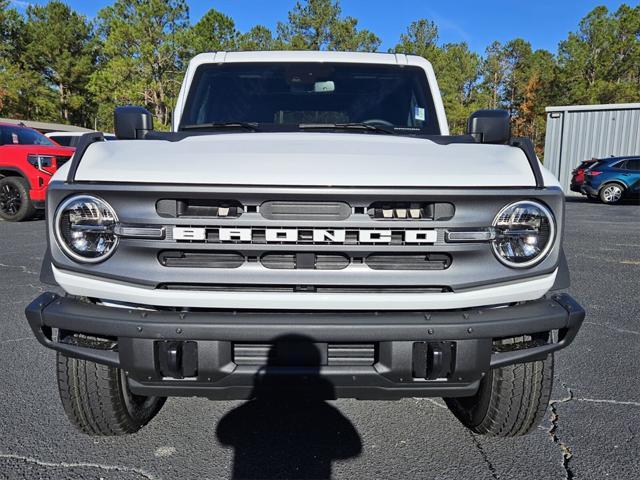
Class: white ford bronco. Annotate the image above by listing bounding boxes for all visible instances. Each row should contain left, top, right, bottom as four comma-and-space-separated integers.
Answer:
26, 51, 584, 437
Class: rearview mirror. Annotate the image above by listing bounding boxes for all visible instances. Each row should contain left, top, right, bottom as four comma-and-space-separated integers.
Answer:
466, 110, 511, 144
114, 106, 154, 139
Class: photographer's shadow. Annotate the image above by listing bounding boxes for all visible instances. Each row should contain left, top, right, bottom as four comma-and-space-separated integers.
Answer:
216, 334, 362, 479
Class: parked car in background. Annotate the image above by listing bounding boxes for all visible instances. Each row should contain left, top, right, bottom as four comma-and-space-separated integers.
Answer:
570, 158, 599, 193
581, 156, 640, 204
46, 131, 116, 147
0, 123, 74, 221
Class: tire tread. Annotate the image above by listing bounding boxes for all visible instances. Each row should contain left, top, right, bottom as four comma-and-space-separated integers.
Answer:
56, 335, 165, 436
445, 335, 554, 437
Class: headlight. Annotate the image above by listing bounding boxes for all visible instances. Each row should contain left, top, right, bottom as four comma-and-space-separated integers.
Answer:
54, 195, 119, 263
492, 200, 555, 268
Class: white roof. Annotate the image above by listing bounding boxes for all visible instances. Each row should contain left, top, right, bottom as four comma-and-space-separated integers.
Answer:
189, 50, 420, 65
546, 103, 640, 113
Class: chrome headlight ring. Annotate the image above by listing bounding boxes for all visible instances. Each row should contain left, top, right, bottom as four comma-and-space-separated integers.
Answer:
54, 194, 119, 264
491, 200, 556, 268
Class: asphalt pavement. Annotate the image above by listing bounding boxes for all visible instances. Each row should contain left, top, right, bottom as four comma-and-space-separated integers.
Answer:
0, 198, 638, 480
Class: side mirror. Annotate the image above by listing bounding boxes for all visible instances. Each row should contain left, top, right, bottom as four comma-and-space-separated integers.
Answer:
114, 106, 154, 139
466, 110, 511, 144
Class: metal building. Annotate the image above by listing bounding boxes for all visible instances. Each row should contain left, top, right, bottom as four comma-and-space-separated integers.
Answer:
543, 103, 640, 193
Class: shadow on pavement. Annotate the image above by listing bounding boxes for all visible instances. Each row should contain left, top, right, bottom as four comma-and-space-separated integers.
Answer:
216, 334, 362, 480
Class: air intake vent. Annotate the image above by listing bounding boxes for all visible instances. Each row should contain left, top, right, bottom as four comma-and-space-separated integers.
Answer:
365, 253, 451, 270
261, 253, 349, 270
368, 202, 454, 221
157, 199, 243, 218
158, 251, 244, 268
327, 344, 375, 366
233, 342, 376, 366
261, 201, 351, 221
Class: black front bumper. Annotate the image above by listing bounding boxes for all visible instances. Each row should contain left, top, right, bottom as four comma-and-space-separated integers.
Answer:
25, 293, 584, 400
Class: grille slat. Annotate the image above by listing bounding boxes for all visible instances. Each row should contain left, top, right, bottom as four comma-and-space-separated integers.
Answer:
366, 253, 451, 270
327, 344, 375, 366
159, 284, 450, 293
233, 343, 375, 366
159, 251, 244, 268
261, 253, 350, 270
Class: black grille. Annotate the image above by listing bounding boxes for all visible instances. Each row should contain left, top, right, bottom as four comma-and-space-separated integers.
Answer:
158, 284, 451, 293
157, 199, 243, 218
261, 253, 349, 270
233, 342, 376, 366
366, 253, 451, 270
327, 344, 376, 366
158, 251, 244, 268
368, 202, 454, 220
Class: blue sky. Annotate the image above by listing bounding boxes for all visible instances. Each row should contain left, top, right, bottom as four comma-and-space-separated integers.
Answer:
10, 0, 636, 54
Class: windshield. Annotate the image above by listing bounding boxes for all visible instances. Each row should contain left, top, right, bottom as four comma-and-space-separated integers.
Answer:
0, 125, 55, 146
180, 62, 440, 135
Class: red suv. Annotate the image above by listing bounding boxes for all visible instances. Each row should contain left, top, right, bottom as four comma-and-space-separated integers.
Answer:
0, 123, 74, 221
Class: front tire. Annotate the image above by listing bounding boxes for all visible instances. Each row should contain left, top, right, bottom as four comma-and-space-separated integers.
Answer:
56, 336, 166, 436
445, 336, 554, 437
599, 183, 624, 204
0, 176, 36, 221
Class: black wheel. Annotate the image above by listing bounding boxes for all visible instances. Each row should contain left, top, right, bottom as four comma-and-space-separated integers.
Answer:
599, 183, 625, 204
444, 336, 554, 437
57, 335, 166, 436
0, 176, 36, 221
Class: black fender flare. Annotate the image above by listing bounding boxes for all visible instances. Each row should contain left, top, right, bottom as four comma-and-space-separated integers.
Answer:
0, 166, 31, 188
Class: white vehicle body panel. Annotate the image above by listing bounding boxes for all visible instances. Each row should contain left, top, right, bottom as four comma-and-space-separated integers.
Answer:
74, 132, 537, 187
53, 265, 557, 311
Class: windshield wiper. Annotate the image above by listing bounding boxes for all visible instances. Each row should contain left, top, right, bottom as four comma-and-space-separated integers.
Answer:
298, 122, 395, 135
180, 122, 260, 132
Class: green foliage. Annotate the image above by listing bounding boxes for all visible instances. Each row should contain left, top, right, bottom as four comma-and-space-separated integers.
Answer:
434, 43, 483, 133
23, 1, 97, 124
186, 8, 239, 54
276, 0, 379, 51
557, 4, 640, 104
393, 19, 439, 59
238, 25, 279, 51
90, 0, 190, 129
0, 0, 637, 148
393, 20, 482, 133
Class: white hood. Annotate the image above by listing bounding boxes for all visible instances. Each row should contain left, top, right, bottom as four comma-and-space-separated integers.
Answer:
72, 132, 538, 187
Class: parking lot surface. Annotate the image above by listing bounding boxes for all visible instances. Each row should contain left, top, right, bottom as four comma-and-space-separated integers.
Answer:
0, 199, 638, 480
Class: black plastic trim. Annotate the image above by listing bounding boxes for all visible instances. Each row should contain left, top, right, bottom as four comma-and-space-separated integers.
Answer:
26, 293, 583, 357
66, 132, 105, 183
550, 248, 570, 291
511, 137, 544, 188
39, 247, 57, 285
0, 167, 31, 188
